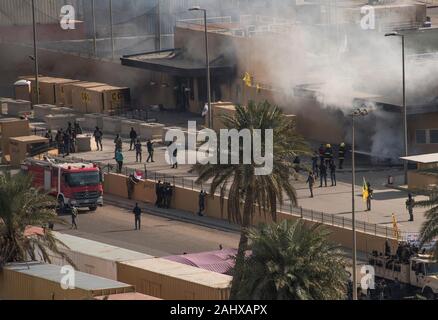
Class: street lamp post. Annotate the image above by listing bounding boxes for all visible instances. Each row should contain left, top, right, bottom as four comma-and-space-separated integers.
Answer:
385, 32, 408, 185
109, 0, 115, 60
189, 6, 212, 128
350, 107, 369, 300
31, 0, 39, 105
91, 0, 97, 56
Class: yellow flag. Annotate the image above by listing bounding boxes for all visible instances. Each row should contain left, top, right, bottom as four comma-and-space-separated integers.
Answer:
243, 72, 252, 87
362, 177, 368, 202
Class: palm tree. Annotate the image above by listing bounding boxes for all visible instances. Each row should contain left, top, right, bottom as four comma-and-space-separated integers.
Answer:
234, 220, 349, 300
0, 172, 72, 268
414, 191, 438, 257
191, 100, 309, 298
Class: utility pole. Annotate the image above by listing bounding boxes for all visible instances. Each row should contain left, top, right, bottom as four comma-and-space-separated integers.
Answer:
92, 0, 97, 56
109, 0, 114, 60
156, 0, 161, 51
31, 0, 40, 105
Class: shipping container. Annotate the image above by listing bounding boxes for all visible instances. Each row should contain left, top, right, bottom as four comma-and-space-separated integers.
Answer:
117, 258, 232, 300
42, 232, 155, 281
70, 82, 106, 113
84, 86, 131, 114
53, 79, 82, 107
0, 262, 135, 300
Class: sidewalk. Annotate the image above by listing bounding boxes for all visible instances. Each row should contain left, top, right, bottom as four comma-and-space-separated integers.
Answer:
293, 170, 428, 235
104, 194, 241, 233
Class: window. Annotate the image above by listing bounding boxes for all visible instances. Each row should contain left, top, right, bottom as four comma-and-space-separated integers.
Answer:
430, 129, 438, 144
416, 130, 427, 144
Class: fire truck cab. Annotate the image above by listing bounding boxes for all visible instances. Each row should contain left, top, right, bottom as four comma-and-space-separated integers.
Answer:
21, 157, 103, 212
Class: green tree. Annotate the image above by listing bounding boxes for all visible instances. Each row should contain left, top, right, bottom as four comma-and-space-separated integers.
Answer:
414, 191, 438, 257
191, 100, 309, 298
0, 172, 72, 268
235, 220, 348, 300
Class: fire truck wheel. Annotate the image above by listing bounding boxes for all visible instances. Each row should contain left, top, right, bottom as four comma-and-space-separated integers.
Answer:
423, 287, 435, 300
89, 206, 98, 212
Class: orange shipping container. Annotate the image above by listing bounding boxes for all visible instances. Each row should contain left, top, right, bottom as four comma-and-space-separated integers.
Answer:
53, 79, 82, 107
84, 85, 131, 114
70, 82, 106, 113
117, 258, 232, 300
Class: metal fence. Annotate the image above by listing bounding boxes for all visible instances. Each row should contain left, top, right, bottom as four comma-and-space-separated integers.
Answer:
65, 155, 411, 241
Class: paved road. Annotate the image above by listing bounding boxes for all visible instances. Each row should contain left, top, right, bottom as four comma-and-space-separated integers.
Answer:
55, 204, 239, 257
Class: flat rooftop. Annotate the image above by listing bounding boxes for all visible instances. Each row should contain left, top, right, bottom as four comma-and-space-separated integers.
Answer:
4, 262, 132, 291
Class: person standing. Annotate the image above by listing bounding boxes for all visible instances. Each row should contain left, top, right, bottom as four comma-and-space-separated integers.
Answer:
56, 129, 64, 155
127, 174, 138, 200
146, 139, 154, 163
406, 193, 415, 222
338, 142, 346, 170
71, 207, 78, 230
133, 203, 141, 230
135, 139, 142, 163
329, 160, 337, 186
306, 172, 315, 198
198, 190, 207, 216
129, 127, 138, 151
93, 127, 103, 151
45, 129, 53, 145
324, 144, 333, 167
366, 182, 373, 211
311, 152, 319, 177
171, 148, 178, 169
319, 162, 327, 187
318, 144, 325, 165
63, 131, 71, 157
155, 180, 162, 207
115, 149, 124, 173
114, 134, 123, 154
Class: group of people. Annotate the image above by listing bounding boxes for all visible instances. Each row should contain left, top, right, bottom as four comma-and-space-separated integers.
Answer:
155, 180, 174, 209
109, 127, 155, 174
306, 144, 342, 198
48, 121, 83, 157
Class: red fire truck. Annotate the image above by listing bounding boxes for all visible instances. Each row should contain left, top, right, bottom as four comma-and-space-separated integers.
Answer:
21, 157, 103, 212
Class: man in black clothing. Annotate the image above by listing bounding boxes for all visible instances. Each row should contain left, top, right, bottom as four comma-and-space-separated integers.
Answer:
329, 160, 337, 186
63, 132, 71, 156
146, 139, 154, 163
198, 190, 207, 216
133, 203, 141, 230
319, 162, 327, 187
129, 127, 138, 151
135, 139, 142, 163
93, 127, 103, 151
164, 183, 173, 208
155, 180, 162, 207
306, 172, 315, 198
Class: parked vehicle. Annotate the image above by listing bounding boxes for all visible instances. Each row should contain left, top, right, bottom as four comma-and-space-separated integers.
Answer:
21, 157, 103, 212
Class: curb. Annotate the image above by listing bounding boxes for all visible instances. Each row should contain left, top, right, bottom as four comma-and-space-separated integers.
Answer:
104, 197, 241, 234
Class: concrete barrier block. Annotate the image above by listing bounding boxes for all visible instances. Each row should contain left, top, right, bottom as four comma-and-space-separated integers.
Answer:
83, 113, 104, 130
50, 107, 75, 115
7, 100, 31, 117
76, 134, 92, 152
139, 122, 165, 140
44, 114, 77, 130
102, 116, 123, 134
33, 104, 56, 120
